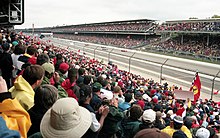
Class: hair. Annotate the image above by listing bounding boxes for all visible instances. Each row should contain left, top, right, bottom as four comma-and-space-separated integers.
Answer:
26, 46, 38, 56
97, 75, 104, 83
78, 68, 85, 76
2, 42, 10, 51
79, 85, 92, 104
113, 86, 121, 93
22, 65, 45, 86
13, 45, 25, 55
56, 54, 63, 60
68, 68, 78, 83
83, 75, 91, 85
130, 105, 143, 121
173, 121, 183, 130
34, 84, 58, 111
124, 93, 132, 102
36, 53, 49, 65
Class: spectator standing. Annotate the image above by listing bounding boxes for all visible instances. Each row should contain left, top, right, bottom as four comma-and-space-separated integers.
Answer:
27, 84, 58, 137
0, 76, 31, 138
9, 65, 45, 110
40, 97, 92, 138
0, 42, 13, 88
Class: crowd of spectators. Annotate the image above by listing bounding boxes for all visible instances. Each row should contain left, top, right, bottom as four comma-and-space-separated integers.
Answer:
152, 35, 220, 57
157, 21, 220, 32
54, 34, 159, 49
0, 28, 220, 138
43, 21, 157, 33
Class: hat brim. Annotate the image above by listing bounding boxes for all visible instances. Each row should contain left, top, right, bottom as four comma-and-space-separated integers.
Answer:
40, 106, 92, 138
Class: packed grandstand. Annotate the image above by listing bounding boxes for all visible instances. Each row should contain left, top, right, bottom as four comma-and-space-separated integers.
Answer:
1, 16, 220, 138
20, 18, 220, 63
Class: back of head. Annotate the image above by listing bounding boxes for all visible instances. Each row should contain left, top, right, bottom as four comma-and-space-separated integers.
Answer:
130, 104, 143, 121
68, 68, 78, 82
34, 84, 58, 110
124, 93, 132, 102
13, 44, 25, 55
2, 42, 10, 51
184, 117, 192, 129
173, 116, 183, 130
92, 82, 102, 93
78, 68, 85, 76
36, 53, 49, 65
22, 65, 45, 86
26, 46, 38, 56
79, 85, 93, 104
83, 75, 91, 85
172, 130, 187, 138
113, 86, 121, 93
134, 128, 171, 138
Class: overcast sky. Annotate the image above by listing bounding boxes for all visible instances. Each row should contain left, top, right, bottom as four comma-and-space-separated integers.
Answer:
16, 0, 220, 29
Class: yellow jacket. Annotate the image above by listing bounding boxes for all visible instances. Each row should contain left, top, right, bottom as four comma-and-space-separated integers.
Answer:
9, 75, 35, 110
161, 126, 192, 138
0, 98, 32, 138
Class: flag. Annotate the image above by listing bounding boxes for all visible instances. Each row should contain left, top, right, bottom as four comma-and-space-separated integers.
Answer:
190, 72, 201, 101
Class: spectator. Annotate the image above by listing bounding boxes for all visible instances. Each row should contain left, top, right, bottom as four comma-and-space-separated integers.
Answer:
78, 85, 109, 138
134, 128, 171, 138
120, 104, 143, 138
27, 84, 58, 137
139, 109, 156, 130
98, 91, 124, 138
118, 92, 132, 112
90, 82, 103, 112
162, 116, 192, 138
40, 97, 92, 138
36, 53, 50, 66
61, 68, 79, 100
155, 111, 166, 130
11, 44, 26, 79
0, 76, 31, 138
9, 65, 45, 110
195, 128, 210, 138
172, 130, 187, 138
0, 42, 13, 88
76, 67, 85, 87
41, 62, 68, 98
58, 62, 69, 83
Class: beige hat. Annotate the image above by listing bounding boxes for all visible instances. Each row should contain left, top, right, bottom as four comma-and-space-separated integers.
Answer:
40, 97, 92, 138
42, 62, 55, 74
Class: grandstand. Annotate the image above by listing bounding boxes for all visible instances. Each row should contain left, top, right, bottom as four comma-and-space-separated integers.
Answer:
19, 18, 220, 63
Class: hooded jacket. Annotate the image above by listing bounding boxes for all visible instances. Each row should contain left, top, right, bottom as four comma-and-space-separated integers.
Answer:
161, 125, 192, 138
0, 98, 32, 138
9, 75, 35, 110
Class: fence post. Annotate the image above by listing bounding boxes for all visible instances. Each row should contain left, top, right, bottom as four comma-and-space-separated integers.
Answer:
211, 70, 220, 100
160, 59, 169, 84
94, 46, 99, 59
129, 52, 136, 73
108, 48, 114, 63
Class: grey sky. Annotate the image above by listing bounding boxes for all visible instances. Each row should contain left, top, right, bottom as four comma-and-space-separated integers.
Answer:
16, 0, 220, 29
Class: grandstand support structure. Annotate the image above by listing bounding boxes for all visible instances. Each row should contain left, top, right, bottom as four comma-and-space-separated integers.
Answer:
0, 0, 24, 25
8, 0, 24, 24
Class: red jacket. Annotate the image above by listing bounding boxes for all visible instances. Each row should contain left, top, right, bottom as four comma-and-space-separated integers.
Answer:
61, 79, 78, 101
